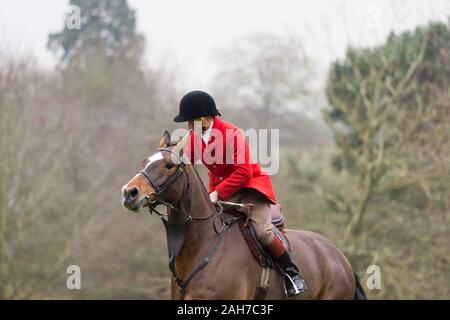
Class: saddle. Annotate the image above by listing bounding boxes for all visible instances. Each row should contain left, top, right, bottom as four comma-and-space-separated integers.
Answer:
222, 203, 290, 269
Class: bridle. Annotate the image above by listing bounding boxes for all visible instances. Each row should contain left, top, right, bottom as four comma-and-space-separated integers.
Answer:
139, 148, 186, 203
138, 147, 219, 221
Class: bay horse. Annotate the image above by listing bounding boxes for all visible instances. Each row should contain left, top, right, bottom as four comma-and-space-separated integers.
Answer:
122, 131, 367, 300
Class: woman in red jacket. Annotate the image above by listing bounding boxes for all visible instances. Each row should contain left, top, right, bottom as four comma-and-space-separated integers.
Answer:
174, 91, 306, 297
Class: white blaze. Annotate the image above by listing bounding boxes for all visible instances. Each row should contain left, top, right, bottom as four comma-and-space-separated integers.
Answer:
146, 152, 164, 168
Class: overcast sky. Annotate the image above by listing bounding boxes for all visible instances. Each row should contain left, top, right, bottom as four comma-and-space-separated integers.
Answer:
1, 0, 449, 90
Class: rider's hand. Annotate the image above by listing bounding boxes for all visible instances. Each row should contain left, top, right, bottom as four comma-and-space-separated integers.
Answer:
209, 190, 219, 204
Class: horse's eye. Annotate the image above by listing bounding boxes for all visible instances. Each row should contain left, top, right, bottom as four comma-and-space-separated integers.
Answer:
165, 163, 175, 170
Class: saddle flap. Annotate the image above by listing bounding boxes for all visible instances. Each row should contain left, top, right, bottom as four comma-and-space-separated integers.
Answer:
223, 208, 290, 269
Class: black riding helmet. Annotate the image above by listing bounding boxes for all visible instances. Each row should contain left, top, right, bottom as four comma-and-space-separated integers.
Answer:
173, 90, 221, 122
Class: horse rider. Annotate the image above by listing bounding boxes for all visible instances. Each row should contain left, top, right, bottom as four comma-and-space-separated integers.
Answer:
173, 90, 307, 297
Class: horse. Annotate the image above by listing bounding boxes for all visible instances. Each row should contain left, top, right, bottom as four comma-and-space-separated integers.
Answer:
122, 131, 367, 300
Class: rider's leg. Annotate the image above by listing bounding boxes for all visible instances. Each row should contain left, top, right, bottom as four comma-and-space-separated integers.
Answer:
266, 235, 307, 297
236, 189, 307, 297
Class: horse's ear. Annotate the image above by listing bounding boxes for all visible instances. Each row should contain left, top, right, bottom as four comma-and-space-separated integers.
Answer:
172, 130, 191, 157
160, 131, 171, 147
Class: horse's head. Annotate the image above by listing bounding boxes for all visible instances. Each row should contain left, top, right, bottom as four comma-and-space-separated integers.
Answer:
122, 131, 190, 212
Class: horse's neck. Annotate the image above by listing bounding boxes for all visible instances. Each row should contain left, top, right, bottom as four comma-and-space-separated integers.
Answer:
176, 165, 215, 247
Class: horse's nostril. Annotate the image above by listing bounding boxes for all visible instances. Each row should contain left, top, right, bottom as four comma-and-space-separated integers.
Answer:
129, 187, 139, 200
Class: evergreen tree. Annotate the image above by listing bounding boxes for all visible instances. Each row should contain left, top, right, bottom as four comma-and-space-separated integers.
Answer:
48, 0, 139, 62
324, 19, 450, 238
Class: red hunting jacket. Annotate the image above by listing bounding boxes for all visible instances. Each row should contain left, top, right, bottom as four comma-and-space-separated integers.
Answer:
185, 117, 277, 204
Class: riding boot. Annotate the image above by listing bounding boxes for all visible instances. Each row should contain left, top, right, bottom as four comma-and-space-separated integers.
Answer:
266, 236, 307, 297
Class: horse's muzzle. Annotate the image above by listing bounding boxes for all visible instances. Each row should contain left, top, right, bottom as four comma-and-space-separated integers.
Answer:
122, 186, 141, 210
